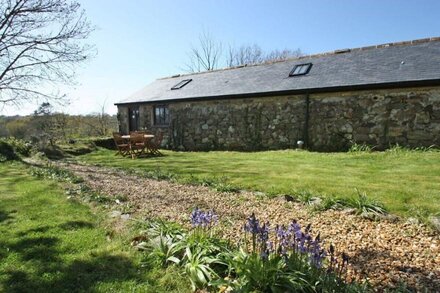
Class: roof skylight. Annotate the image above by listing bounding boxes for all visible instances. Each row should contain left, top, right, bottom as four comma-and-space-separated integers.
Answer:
289, 63, 312, 77
171, 79, 192, 90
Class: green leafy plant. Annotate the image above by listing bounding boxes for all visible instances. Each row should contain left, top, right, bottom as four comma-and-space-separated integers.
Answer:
343, 190, 387, 217
1, 137, 32, 156
294, 190, 317, 205
141, 217, 228, 291
29, 164, 83, 183
143, 168, 177, 181
221, 249, 309, 292
87, 192, 113, 204
146, 219, 185, 239
142, 211, 368, 292
183, 246, 222, 291
184, 175, 240, 193
386, 143, 438, 154
312, 196, 346, 211
144, 234, 183, 267
214, 182, 241, 193
349, 142, 374, 153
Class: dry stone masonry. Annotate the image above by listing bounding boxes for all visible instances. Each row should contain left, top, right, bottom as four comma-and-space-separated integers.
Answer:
117, 86, 440, 151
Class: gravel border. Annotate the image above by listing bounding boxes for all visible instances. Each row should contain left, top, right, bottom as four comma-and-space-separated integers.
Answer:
60, 162, 440, 291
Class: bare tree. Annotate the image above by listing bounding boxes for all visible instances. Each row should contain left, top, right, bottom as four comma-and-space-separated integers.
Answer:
185, 31, 222, 72
265, 48, 303, 62
227, 44, 303, 67
96, 99, 111, 136
0, 0, 95, 107
227, 44, 263, 67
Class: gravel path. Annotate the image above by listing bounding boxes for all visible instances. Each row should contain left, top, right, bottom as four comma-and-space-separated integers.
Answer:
60, 162, 439, 291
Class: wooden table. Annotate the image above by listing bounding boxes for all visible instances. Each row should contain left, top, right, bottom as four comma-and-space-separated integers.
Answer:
120, 134, 156, 159
121, 134, 154, 139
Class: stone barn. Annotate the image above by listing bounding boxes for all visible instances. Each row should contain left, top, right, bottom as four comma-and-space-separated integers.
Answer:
115, 38, 440, 151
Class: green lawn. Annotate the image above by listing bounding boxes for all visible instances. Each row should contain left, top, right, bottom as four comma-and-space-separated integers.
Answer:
0, 162, 190, 293
79, 148, 440, 216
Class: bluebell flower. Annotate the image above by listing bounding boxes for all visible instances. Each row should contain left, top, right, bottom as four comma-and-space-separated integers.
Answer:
310, 248, 326, 268
275, 224, 290, 256
190, 207, 218, 228
258, 222, 270, 243
288, 220, 302, 243
266, 240, 274, 253
244, 213, 260, 234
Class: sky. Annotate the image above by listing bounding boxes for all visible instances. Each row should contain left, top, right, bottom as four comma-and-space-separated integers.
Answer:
2, 0, 440, 116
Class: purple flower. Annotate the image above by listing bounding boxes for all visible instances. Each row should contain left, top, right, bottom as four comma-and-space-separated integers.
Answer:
266, 240, 274, 253
244, 213, 260, 234
275, 225, 290, 256
190, 207, 218, 228
310, 248, 326, 268
275, 224, 288, 239
288, 220, 302, 240
258, 222, 270, 243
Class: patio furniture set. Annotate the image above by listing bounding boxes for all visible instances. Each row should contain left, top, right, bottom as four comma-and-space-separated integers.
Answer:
113, 131, 163, 159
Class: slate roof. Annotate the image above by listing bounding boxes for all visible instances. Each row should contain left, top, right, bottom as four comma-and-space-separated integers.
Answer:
116, 38, 440, 105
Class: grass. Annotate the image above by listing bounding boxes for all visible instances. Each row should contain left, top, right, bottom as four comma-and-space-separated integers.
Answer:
0, 162, 191, 292
78, 148, 440, 216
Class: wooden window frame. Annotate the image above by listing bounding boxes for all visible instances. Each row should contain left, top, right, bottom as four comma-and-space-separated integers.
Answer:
153, 105, 170, 126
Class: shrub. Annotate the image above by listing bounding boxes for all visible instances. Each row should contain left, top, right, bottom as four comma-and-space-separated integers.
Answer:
0, 140, 19, 162
91, 137, 116, 150
2, 137, 32, 156
0, 138, 33, 161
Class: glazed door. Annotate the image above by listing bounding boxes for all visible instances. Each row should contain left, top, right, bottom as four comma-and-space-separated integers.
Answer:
128, 106, 139, 132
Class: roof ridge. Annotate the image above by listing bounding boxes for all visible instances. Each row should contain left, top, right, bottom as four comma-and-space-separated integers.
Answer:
158, 37, 440, 80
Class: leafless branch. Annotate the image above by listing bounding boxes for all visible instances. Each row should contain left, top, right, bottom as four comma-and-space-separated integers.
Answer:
184, 31, 222, 72
227, 44, 303, 67
0, 0, 95, 106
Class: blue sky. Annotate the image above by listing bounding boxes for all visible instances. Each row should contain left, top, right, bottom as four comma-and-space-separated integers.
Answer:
4, 0, 440, 115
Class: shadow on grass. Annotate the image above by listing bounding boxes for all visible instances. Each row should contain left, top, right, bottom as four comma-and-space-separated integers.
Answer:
0, 210, 15, 223
2, 232, 148, 292
4, 254, 146, 293
11, 237, 60, 263
59, 220, 95, 230
16, 226, 52, 236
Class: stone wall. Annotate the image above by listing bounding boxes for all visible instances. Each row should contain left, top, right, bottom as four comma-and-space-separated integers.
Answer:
308, 87, 440, 150
117, 86, 440, 151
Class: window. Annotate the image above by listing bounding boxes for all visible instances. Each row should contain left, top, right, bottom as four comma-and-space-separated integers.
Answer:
171, 79, 192, 90
153, 105, 170, 125
289, 63, 312, 77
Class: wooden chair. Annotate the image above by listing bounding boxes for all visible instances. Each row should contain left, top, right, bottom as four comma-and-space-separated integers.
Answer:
113, 132, 130, 156
129, 132, 147, 159
147, 132, 164, 156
